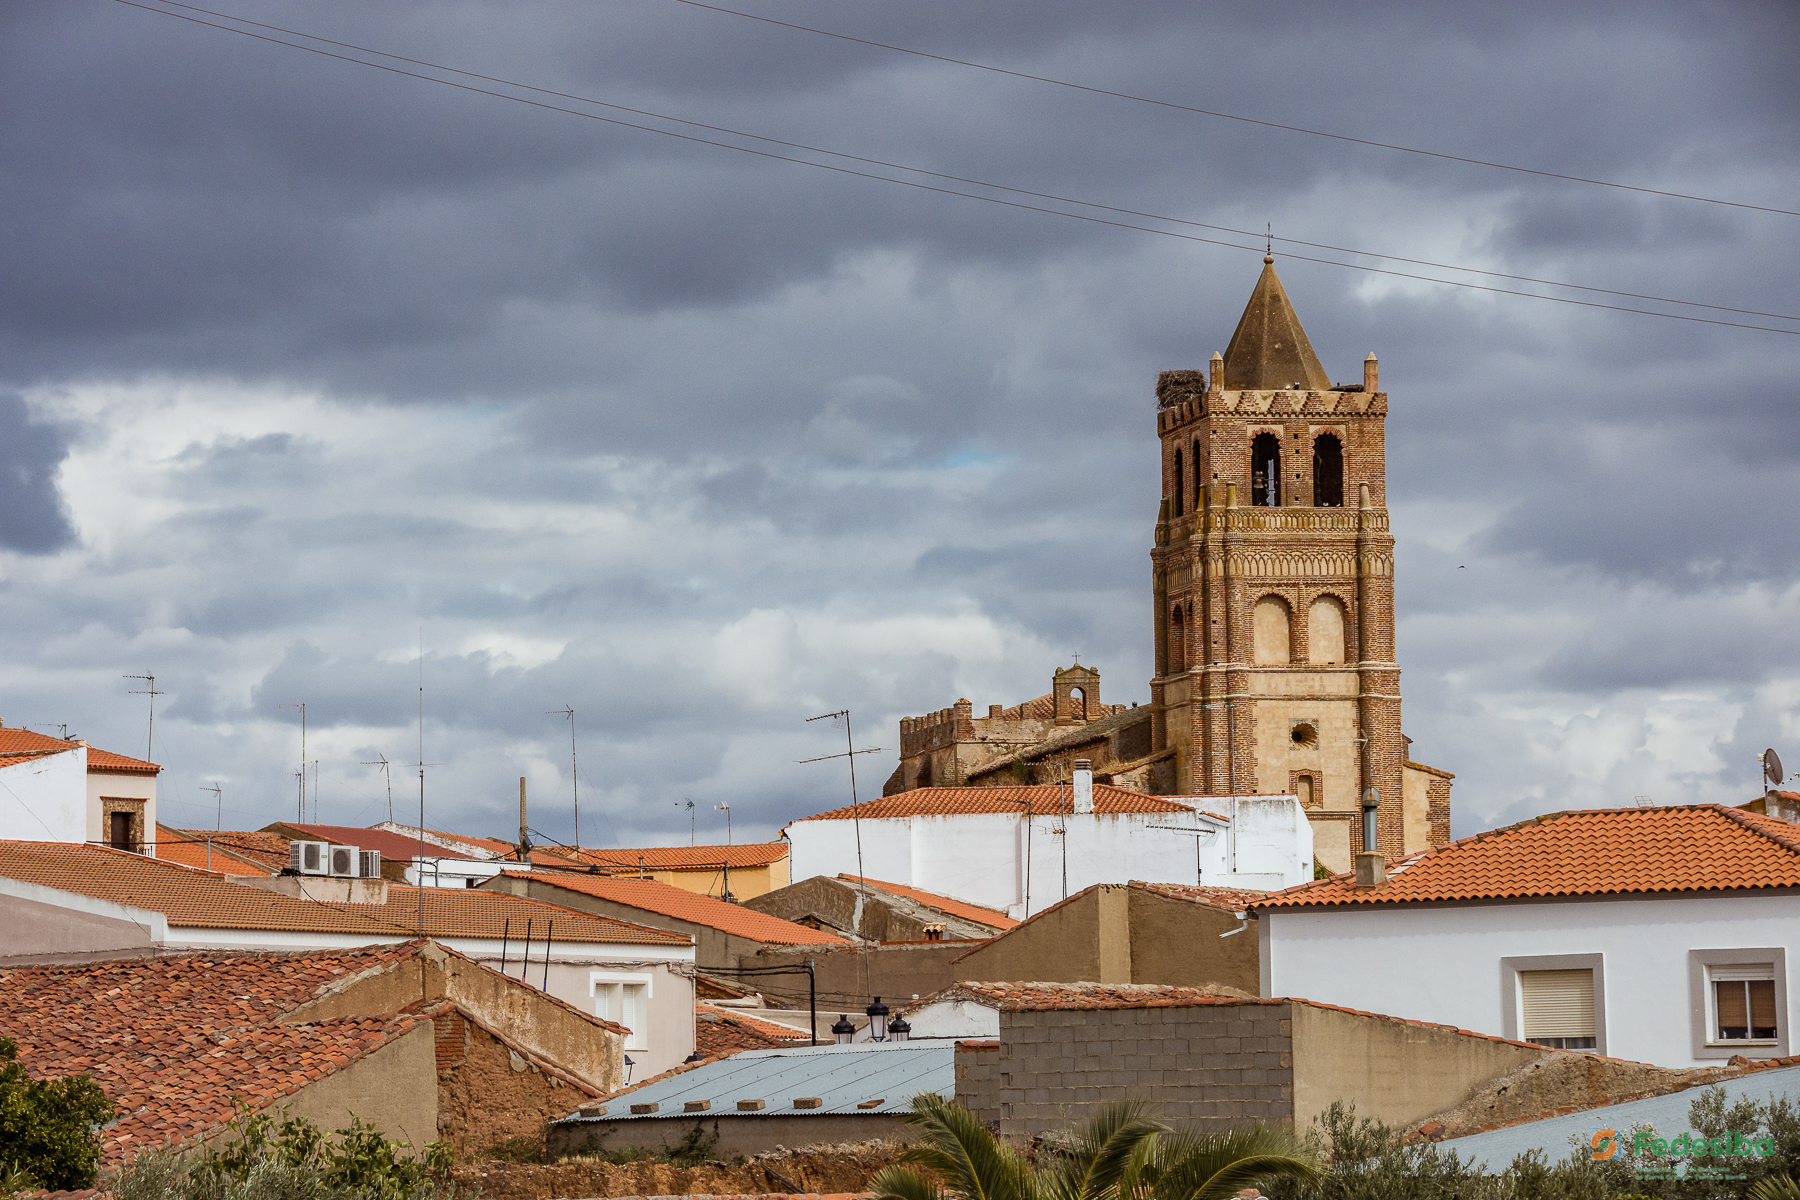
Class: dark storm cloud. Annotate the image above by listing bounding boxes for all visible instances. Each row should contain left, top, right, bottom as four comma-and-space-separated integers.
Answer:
0, 394, 76, 553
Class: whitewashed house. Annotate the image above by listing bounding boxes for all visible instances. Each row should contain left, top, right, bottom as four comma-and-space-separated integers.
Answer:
0, 727, 160, 850
1252, 804, 1800, 1067
783, 762, 1313, 918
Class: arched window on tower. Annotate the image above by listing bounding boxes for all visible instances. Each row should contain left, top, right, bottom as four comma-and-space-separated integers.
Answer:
1168, 605, 1185, 674
1172, 449, 1184, 518
1251, 434, 1281, 507
1308, 595, 1347, 665
1312, 433, 1344, 508
1070, 686, 1087, 721
1253, 595, 1292, 665
1193, 437, 1204, 512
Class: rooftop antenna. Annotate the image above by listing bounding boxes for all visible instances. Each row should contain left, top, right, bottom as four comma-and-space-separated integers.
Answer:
684, 798, 696, 846
310, 758, 320, 823
123, 674, 163, 762
36, 724, 69, 740
279, 701, 306, 822
1765, 748, 1786, 792
362, 754, 393, 822
201, 783, 222, 831
547, 706, 581, 852
715, 802, 732, 845
414, 628, 444, 936
801, 710, 883, 993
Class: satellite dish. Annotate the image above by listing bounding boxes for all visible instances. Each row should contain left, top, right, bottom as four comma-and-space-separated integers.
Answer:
1765, 748, 1785, 787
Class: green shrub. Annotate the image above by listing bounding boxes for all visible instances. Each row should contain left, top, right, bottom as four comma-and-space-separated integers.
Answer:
0, 1036, 115, 1191
113, 1105, 459, 1200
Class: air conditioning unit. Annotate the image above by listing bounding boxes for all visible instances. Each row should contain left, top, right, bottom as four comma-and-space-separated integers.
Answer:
358, 850, 382, 880
290, 840, 329, 876
328, 845, 359, 878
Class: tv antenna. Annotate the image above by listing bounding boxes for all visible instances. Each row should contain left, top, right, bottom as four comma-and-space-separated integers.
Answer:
1765, 748, 1786, 791
363, 754, 394, 822
279, 701, 306, 822
35, 724, 69, 740
547, 706, 581, 852
201, 783, 223, 831
715, 802, 732, 845
800, 710, 884, 985
683, 798, 696, 845
123, 674, 163, 762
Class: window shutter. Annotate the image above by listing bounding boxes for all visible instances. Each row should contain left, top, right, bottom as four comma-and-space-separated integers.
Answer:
1717, 981, 1749, 1029
1520, 969, 1595, 1039
1750, 981, 1778, 1031
1711, 964, 1775, 981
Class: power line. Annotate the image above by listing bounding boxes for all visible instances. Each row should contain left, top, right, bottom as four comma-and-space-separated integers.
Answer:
112, 0, 1800, 337
665, 0, 1800, 220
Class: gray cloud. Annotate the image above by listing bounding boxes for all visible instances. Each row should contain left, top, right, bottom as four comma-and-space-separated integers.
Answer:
0, 394, 76, 553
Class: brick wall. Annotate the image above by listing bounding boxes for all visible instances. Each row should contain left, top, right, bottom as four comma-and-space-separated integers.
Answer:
959, 1001, 1295, 1140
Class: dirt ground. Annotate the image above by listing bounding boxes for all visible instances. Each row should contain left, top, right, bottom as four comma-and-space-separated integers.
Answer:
452, 1138, 909, 1199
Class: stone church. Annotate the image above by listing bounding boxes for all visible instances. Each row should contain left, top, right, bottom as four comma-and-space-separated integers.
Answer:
883, 258, 1454, 873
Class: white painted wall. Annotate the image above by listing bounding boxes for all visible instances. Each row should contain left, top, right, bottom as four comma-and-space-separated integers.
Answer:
1262, 893, 1800, 1067
88, 768, 157, 844
894, 997, 999, 1041
0, 746, 87, 842
787, 794, 1312, 917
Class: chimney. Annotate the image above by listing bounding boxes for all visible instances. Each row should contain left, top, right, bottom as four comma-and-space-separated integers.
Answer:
1072, 759, 1094, 814
1363, 352, 1378, 393
1354, 853, 1387, 889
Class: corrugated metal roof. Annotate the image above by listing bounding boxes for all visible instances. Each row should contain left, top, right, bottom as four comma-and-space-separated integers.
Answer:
553, 1041, 951, 1122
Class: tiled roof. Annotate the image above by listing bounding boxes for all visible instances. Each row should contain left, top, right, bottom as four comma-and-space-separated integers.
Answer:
0, 728, 159, 775
1256, 804, 1800, 909
695, 1004, 810, 1057
918, 981, 1251, 1012
0, 944, 435, 1163
570, 842, 791, 870
1129, 880, 1270, 912
500, 873, 840, 945
792, 785, 1204, 822
169, 829, 295, 872
835, 875, 1018, 930
153, 831, 276, 877
261, 823, 472, 862
0, 841, 689, 945
991, 693, 1130, 722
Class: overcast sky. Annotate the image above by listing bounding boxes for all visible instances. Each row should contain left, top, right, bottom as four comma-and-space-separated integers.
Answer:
2, 0, 1796, 848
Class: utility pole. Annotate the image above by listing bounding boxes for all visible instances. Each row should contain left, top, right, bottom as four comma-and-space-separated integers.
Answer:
280, 702, 306, 822
801, 710, 883, 1001
123, 674, 163, 762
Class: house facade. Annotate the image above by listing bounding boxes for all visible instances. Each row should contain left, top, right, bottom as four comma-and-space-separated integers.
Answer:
1254, 804, 1800, 1067
0, 727, 161, 850
785, 766, 1313, 918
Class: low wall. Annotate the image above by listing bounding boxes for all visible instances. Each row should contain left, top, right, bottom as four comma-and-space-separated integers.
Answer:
548, 1113, 912, 1159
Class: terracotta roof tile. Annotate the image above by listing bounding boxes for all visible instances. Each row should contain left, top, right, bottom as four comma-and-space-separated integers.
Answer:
992, 692, 1130, 722
261, 823, 472, 862
154, 828, 289, 876
695, 1004, 810, 1057
0, 842, 689, 945
835, 876, 1017, 930
502, 873, 839, 945
1128, 881, 1270, 911
1256, 804, 1800, 909
568, 843, 790, 870
0, 728, 159, 775
915, 981, 1252, 1012
793, 785, 1206, 822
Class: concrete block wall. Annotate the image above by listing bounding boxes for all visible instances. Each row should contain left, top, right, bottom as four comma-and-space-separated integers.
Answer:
955, 1041, 1002, 1129
960, 1002, 1296, 1140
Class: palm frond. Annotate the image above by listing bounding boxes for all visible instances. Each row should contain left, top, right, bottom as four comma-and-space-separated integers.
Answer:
870, 1165, 945, 1200
1037, 1100, 1167, 1200
895, 1093, 1038, 1200
1751, 1177, 1800, 1200
1148, 1125, 1321, 1200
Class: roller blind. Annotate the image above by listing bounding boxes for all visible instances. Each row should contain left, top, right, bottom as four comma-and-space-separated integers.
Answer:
1520, 969, 1595, 1039
1711, 963, 1775, 981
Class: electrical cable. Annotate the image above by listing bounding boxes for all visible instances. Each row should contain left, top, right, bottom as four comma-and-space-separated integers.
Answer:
665, 0, 1800, 220
110, 0, 1800, 337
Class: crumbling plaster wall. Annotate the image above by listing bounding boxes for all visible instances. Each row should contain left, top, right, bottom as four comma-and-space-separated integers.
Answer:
434, 1010, 595, 1156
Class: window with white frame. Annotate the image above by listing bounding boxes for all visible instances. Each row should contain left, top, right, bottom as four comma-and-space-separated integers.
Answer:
592, 973, 652, 1052
1688, 948, 1788, 1061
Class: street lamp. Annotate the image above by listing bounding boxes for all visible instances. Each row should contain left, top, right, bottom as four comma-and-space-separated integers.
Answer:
865, 997, 890, 1042
623, 1054, 635, 1084
887, 1014, 910, 1042
831, 1014, 855, 1045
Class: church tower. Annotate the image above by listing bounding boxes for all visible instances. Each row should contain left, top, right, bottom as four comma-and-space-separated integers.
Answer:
1149, 257, 1451, 872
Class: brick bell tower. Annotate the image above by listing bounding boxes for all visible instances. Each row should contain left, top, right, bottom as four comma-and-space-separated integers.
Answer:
1148, 256, 1450, 871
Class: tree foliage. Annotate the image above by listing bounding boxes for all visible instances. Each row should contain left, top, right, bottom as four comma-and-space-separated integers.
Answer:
0, 1036, 116, 1191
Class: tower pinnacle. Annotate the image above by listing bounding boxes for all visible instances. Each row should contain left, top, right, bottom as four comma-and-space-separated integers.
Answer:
1221, 257, 1331, 391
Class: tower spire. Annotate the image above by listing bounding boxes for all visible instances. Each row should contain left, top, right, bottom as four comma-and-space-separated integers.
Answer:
1220, 257, 1331, 391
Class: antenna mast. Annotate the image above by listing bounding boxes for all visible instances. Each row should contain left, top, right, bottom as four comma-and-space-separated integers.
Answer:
362, 755, 393, 822
201, 783, 222, 831
548, 707, 580, 852
279, 701, 306, 822
123, 674, 163, 762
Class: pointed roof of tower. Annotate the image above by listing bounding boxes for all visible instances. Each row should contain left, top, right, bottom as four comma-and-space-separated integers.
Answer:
1221, 257, 1331, 391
